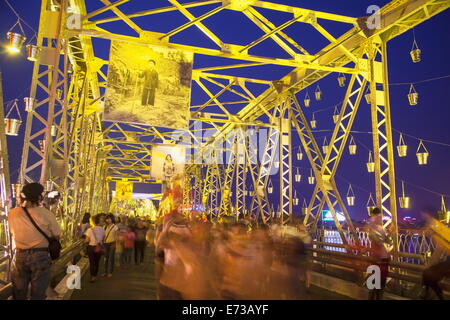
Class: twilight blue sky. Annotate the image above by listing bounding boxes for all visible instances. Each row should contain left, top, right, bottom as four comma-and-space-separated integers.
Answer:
0, 1, 449, 221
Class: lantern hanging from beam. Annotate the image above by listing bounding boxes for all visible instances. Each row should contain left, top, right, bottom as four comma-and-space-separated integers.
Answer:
407, 84, 418, 105
315, 85, 322, 101
302, 198, 308, 215
348, 136, 357, 155
6, 31, 26, 54
366, 193, 376, 216
24, 97, 37, 112
267, 179, 273, 194
397, 133, 408, 157
398, 181, 411, 209
4, 99, 22, 136
366, 151, 375, 173
304, 91, 311, 107
294, 167, 301, 182
297, 148, 303, 160
294, 190, 299, 206
332, 105, 340, 124
26, 44, 40, 61
51, 124, 57, 137
274, 160, 279, 168
416, 140, 429, 165
310, 113, 317, 129
410, 38, 421, 63
364, 87, 371, 104
346, 184, 355, 206
322, 137, 329, 154
308, 169, 315, 185
337, 73, 346, 87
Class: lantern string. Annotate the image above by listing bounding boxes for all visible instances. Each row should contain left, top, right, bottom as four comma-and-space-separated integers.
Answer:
4, 0, 37, 34
389, 74, 450, 86
396, 177, 450, 198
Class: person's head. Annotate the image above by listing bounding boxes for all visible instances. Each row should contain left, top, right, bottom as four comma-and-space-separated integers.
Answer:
166, 154, 172, 161
106, 214, 115, 225
127, 226, 133, 232
148, 59, 156, 69
369, 207, 382, 224
82, 212, 91, 224
90, 214, 101, 227
20, 183, 45, 206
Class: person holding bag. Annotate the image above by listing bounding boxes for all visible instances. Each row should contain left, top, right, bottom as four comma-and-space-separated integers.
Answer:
84, 215, 105, 283
8, 183, 62, 300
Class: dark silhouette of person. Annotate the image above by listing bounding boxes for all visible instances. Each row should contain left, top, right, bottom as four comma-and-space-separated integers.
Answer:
141, 59, 159, 106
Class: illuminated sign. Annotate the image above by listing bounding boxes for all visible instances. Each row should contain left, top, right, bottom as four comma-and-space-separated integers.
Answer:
321, 210, 346, 222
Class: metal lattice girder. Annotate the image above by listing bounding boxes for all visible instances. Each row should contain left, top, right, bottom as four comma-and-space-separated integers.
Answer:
367, 40, 399, 256
279, 98, 293, 224
219, 133, 239, 216
298, 72, 367, 242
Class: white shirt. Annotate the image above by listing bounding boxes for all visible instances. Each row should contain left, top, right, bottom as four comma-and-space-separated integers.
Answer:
8, 206, 62, 249
104, 224, 118, 244
85, 226, 105, 246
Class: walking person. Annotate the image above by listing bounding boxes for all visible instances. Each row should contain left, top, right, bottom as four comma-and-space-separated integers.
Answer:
134, 219, 148, 265
367, 207, 392, 300
84, 215, 105, 283
8, 183, 62, 300
103, 214, 118, 278
123, 226, 136, 267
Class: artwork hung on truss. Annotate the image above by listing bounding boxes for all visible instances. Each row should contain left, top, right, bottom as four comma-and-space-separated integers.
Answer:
104, 40, 193, 128
150, 145, 186, 182
115, 181, 133, 199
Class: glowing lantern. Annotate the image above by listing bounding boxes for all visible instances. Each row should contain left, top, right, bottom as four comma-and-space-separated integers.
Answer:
308, 169, 315, 185
407, 84, 418, 105
302, 198, 309, 215
267, 179, 273, 194
322, 137, 329, 154
310, 113, 317, 129
337, 73, 346, 87
6, 31, 26, 54
4, 99, 22, 136
293, 190, 299, 206
348, 136, 357, 155
410, 39, 421, 63
297, 149, 303, 160
304, 91, 311, 107
51, 124, 57, 137
416, 140, 429, 165
366, 151, 375, 173
346, 184, 355, 206
364, 87, 371, 104
315, 85, 322, 101
397, 133, 408, 157
294, 167, 301, 182
332, 106, 340, 124
274, 160, 279, 168
26, 44, 40, 61
398, 181, 411, 209
24, 97, 36, 112
366, 193, 376, 216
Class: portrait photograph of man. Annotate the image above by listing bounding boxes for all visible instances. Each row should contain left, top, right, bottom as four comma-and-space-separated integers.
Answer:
104, 41, 193, 128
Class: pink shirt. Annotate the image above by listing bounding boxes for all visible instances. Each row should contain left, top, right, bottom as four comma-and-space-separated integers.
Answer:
124, 232, 136, 248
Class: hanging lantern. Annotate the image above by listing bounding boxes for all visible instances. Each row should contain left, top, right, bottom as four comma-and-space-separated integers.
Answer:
267, 179, 273, 194
294, 190, 299, 206
348, 136, 357, 155
398, 181, 411, 209
12, 183, 23, 199
337, 73, 346, 87
24, 97, 37, 112
6, 32, 26, 54
304, 91, 311, 107
346, 184, 355, 206
332, 106, 340, 124
26, 44, 40, 61
322, 137, 329, 154
397, 133, 408, 157
407, 84, 418, 105
302, 198, 308, 215
296, 149, 303, 160
45, 180, 53, 192
274, 160, 279, 168
364, 87, 371, 104
416, 140, 429, 165
366, 193, 377, 216
315, 85, 322, 101
4, 100, 22, 136
308, 169, 315, 185
366, 151, 375, 173
294, 167, 301, 182
51, 124, 57, 137
310, 113, 317, 129
56, 88, 63, 100
410, 39, 421, 63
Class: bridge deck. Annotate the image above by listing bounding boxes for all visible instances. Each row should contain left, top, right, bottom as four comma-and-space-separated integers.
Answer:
70, 246, 350, 300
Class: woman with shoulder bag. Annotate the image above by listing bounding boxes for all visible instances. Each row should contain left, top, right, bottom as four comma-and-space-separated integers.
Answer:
84, 215, 105, 282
